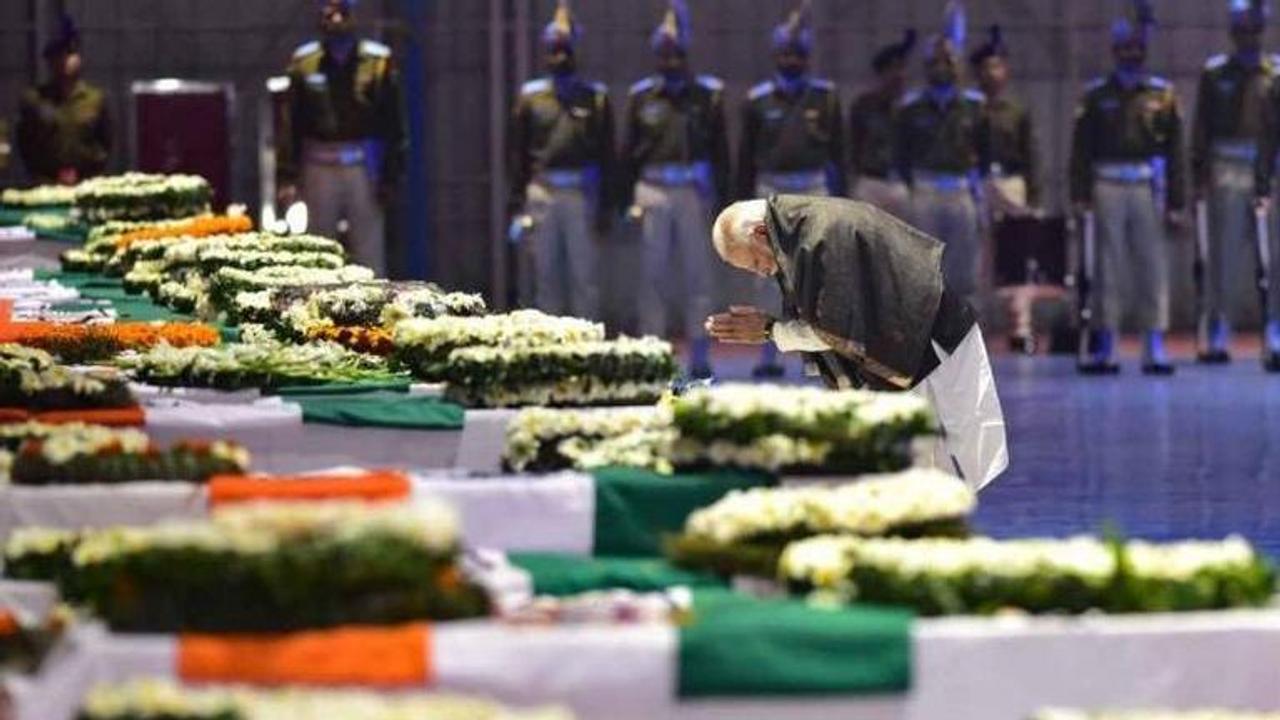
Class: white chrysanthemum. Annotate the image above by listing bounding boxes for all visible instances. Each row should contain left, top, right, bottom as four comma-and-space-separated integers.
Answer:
395, 310, 603, 353
1125, 536, 1257, 581
5, 527, 78, 559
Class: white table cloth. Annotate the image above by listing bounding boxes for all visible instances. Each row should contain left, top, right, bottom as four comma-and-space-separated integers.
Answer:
0, 472, 597, 555
0, 237, 64, 271
137, 402, 522, 474
15, 609, 1280, 720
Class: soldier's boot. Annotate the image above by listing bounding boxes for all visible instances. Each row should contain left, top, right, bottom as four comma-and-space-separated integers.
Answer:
1141, 330, 1176, 376
689, 338, 713, 380
1077, 328, 1121, 375
752, 343, 786, 379
1264, 321, 1280, 373
1197, 315, 1232, 364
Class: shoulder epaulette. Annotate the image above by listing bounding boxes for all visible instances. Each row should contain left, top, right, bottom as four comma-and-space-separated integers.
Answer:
809, 78, 835, 91
964, 88, 986, 103
898, 89, 923, 107
749, 80, 775, 100
292, 41, 321, 59
359, 40, 391, 58
697, 74, 724, 92
1084, 76, 1108, 93
1205, 53, 1229, 70
1146, 75, 1172, 90
521, 78, 551, 95
589, 80, 608, 95
630, 76, 658, 95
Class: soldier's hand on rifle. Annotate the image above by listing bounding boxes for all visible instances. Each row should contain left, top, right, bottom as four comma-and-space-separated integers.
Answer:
1164, 209, 1186, 230
277, 183, 299, 210
1256, 195, 1273, 216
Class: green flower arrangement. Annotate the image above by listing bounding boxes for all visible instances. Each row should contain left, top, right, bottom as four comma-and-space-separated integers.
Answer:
670, 384, 936, 475
3, 424, 249, 486
117, 340, 405, 391
67, 501, 489, 632
441, 337, 677, 409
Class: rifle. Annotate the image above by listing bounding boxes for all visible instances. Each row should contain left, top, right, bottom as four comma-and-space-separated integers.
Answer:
1255, 204, 1273, 351
1193, 199, 1210, 356
1076, 209, 1097, 368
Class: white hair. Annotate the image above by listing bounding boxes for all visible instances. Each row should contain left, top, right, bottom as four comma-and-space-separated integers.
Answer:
711, 199, 768, 259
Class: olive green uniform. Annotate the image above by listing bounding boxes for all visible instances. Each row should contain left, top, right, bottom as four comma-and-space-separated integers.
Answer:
16, 79, 111, 184
1194, 53, 1280, 328
849, 87, 910, 220
895, 87, 989, 299
280, 39, 407, 274
622, 74, 729, 340
738, 77, 845, 321
507, 76, 615, 319
1070, 74, 1185, 332
982, 94, 1040, 213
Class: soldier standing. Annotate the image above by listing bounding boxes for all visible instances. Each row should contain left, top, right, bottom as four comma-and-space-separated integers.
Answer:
1194, 0, 1275, 364
507, 0, 613, 320
895, 6, 989, 303
971, 25, 1040, 217
622, 1, 729, 377
737, 0, 845, 378
277, 0, 406, 275
1069, 4, 1185, 375
16, 15, 111, 186
849, 30, 916, 222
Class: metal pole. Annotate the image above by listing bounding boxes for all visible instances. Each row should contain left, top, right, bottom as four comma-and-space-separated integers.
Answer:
489, 0, 508, 306
514, 0, 530, 97
400, 0, 429, 279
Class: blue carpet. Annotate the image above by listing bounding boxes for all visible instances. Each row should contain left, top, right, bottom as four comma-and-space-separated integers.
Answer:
976, 356, 1280, 560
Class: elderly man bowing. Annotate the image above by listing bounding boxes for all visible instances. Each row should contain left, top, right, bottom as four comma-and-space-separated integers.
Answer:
706, 195, 1008, 489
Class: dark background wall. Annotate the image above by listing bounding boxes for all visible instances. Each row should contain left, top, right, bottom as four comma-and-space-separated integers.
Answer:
1, 0, 1274, 328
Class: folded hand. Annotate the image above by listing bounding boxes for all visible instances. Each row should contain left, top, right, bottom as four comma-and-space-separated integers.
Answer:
705, 305, 773, 345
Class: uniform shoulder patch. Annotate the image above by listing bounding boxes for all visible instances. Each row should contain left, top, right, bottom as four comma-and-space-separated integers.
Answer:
589, 80, 609, 95
359, 40, 391, 58
1084, 76, 1108, 93
521, 78, 551, 95
292, 41, 321, 59
749, 80, 775, 100
1146, 75, 1171, 90
630, 76, 658, 95
898, 89, 922, 107
963, 88, 986, 103
697, 74, 724, 91
809, 78, 835, 91
1205, 53, 1228, 70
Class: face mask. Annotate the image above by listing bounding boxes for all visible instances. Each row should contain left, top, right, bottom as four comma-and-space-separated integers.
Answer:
324, 31, 356, 60
1114, 60, 1143, 83
663, 64, 690, 82
549, 56, 576, 78
1236, 48, 1262, 67
777, 63, 805, 81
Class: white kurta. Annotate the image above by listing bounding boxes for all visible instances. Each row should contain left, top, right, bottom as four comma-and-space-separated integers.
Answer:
773, 322, 1009, 490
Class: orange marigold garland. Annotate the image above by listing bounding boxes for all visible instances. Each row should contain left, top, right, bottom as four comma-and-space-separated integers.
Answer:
114, 213, 254, 250
306, 326, 395, 356
0, 322, 220, 363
